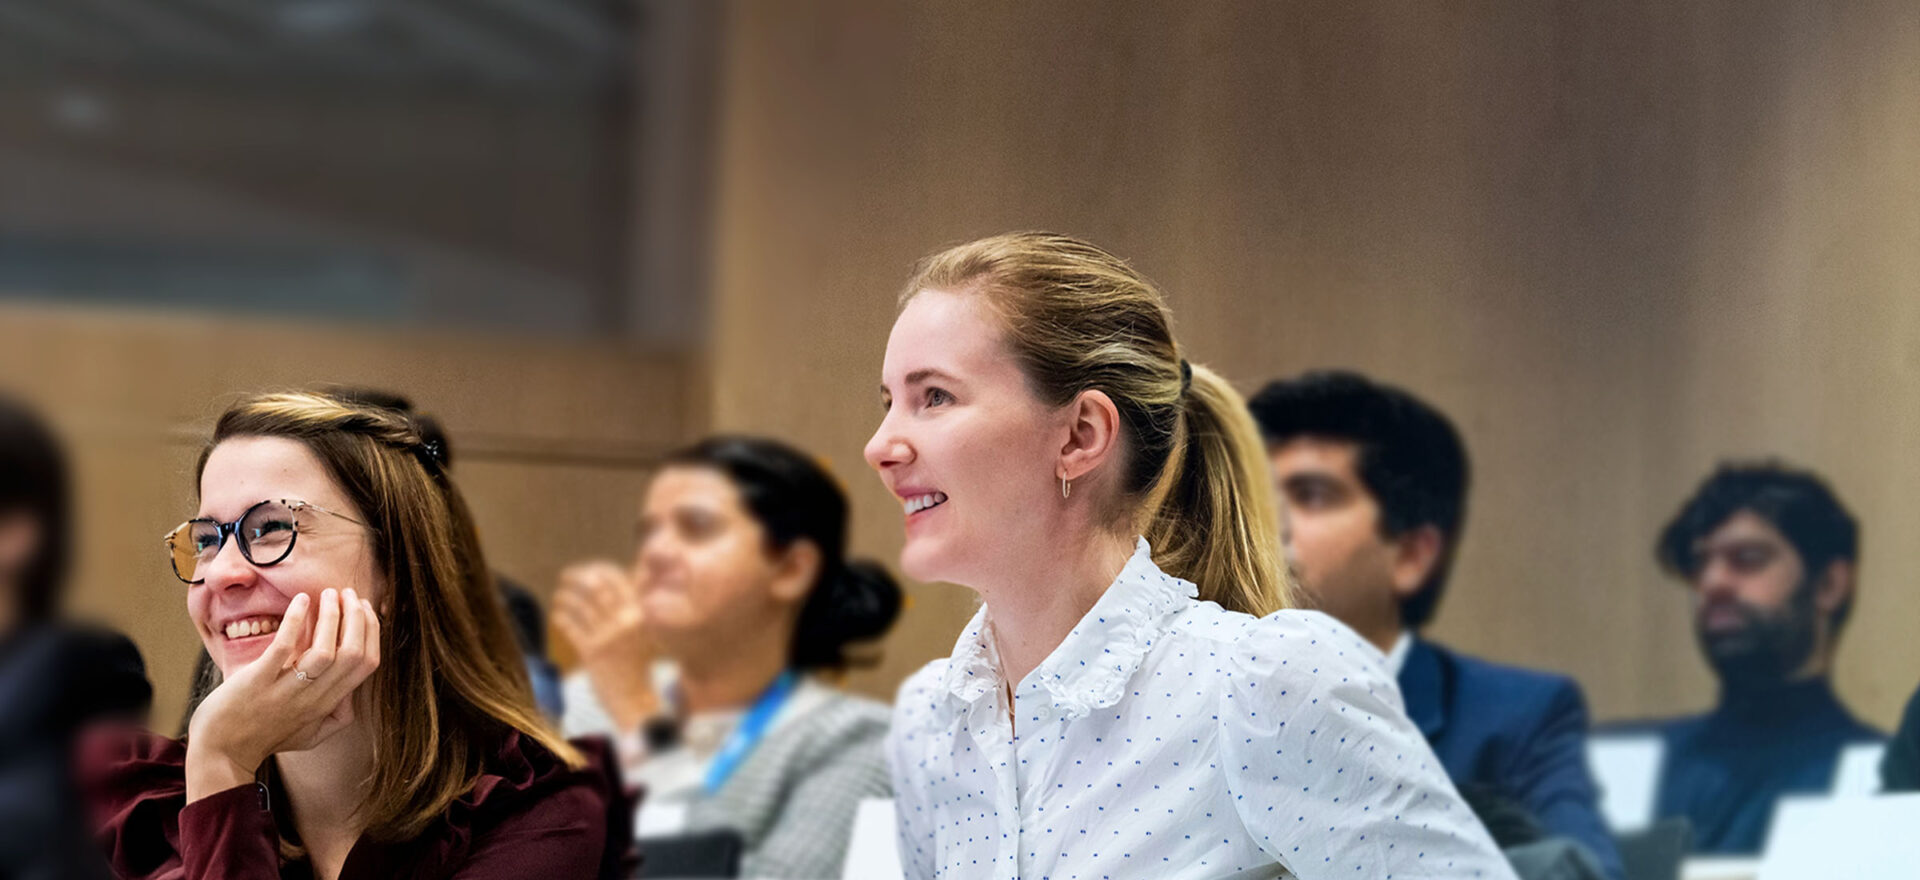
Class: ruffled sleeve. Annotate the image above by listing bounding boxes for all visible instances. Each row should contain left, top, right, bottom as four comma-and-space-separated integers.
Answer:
79, 725, 281, 880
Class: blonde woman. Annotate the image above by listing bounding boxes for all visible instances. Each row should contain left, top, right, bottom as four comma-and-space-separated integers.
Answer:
865, 233, 1516, 879
87, 392, 631, 880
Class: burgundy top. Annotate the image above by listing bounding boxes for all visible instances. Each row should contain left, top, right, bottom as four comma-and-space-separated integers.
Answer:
83, 728, 636, 880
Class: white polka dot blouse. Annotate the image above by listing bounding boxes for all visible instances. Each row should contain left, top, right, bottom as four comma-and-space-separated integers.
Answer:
887, 538, 1518, 879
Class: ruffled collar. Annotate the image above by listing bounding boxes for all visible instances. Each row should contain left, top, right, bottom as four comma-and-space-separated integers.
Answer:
939, 537, 1197, 721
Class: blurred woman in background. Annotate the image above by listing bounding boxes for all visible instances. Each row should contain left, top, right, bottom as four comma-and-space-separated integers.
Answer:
0, 394, 151, 880
558, 435, 901, 880
86, 391, 630, 880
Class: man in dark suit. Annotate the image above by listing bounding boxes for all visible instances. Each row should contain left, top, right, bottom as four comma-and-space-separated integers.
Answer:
1249, 371, 1622, 880
1620, 462, 1882, 855
1884, 684, 1920, 792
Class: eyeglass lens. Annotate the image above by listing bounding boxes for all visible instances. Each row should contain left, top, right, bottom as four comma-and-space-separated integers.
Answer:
168, 500, 299, 583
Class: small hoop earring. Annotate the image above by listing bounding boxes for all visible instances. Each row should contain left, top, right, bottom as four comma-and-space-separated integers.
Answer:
1061, 477, 1072, 499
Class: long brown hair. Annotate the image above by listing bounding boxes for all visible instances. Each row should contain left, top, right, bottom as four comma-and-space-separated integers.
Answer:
196, 391, 580, 842
900, 231, 1295, 616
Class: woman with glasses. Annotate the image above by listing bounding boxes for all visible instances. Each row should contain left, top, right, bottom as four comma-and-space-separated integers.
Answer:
865, 233, 1514, 879
86, 391, 631, 880
555, 436, 902, 880
0, 394, 151, 880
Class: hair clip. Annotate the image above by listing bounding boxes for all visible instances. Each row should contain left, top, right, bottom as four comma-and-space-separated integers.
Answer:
415, 439, 447, 475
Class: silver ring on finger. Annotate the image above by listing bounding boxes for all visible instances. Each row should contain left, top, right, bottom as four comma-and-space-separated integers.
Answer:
295, 668, 317, 682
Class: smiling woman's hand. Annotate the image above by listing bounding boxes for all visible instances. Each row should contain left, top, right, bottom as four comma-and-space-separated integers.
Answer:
184, 587, 381, 803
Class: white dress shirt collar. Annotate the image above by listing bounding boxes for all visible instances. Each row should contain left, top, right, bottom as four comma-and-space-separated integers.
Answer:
938, 536, 1197, 721
1385, 628, 1415, 676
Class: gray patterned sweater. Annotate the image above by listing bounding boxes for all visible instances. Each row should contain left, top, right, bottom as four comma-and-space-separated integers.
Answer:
562, 673, 893, 879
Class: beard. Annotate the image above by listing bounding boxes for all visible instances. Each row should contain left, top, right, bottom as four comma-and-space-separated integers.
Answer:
1694, 582, 1819, 690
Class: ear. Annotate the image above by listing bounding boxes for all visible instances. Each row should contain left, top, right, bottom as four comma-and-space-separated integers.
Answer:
0, 511, 41, 576
1387, 525, 1446, 602
769, 539, 824, 603
1812, 558, 1854, 618
1058, 389, 1123, 485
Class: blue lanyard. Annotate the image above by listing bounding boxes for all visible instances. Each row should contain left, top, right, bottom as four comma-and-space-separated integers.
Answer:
703, 669, 800, 794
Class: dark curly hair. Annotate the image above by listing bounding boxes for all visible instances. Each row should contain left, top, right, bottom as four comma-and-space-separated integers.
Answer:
1247, 371, 1469, 628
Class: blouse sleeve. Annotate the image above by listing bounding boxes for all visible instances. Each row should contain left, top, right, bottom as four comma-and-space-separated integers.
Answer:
177, 783, 283, 880
80, 727, 283, 880
1216, 612, 1518, 880
559, 672, 650, 776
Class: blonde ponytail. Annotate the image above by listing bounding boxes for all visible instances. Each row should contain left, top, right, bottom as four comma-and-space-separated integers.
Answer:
1142, 364, 1292, 615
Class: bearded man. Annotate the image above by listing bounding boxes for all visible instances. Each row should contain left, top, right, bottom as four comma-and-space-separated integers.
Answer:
1628, 462, 1883, 855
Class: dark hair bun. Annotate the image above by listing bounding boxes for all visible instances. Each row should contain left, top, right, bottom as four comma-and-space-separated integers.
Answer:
791, 558, 904, 671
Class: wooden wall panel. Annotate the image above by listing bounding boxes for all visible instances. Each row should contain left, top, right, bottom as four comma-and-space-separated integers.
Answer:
705, 0, 1920, 726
